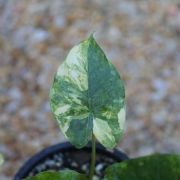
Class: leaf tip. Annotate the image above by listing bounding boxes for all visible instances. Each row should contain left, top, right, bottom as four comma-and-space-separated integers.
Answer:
88, 32, 96, 41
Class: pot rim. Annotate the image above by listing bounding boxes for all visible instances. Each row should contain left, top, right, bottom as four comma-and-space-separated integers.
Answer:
14, 142, 128, 180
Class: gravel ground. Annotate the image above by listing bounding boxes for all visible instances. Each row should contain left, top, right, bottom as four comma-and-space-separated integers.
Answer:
0, 0, 180, 179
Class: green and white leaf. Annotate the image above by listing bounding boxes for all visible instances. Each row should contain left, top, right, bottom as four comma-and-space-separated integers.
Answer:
50, 35, 125, 148
105, 154, 180, 180
24, 170, 88, 180
0, 153, 4, 168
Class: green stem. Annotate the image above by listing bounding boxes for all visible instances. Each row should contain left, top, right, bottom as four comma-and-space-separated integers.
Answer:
89, 134, 96, 180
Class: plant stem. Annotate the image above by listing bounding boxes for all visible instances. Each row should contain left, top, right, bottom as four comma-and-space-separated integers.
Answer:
89, 134, 96, 180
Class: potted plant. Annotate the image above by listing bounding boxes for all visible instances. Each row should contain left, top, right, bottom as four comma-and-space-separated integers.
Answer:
14, 35, 180, 180
14, 35, 127, 180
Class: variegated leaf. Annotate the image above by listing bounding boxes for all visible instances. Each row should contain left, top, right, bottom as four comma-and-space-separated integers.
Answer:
0, 153, 3, 168
50, 35, 125, 148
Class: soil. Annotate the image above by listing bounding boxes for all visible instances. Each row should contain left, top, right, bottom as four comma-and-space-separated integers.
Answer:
26, 149, 120, 180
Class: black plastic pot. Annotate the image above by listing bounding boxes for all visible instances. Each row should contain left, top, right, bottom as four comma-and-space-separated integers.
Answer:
14, 142, 128, 180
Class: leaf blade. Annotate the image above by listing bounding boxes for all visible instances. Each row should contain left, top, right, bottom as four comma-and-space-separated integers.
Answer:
24, 170, 88, 180
0, 153, 4, 169
50, 36, 125, 148
105, 154, 180, 180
